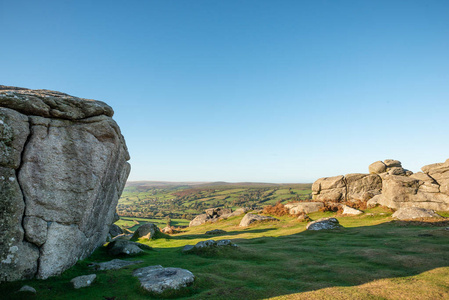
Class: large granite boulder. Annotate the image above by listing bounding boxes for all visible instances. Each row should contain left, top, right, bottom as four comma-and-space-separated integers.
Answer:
189, 207, 235, 227
392, 207, 442, 220
306, 217, 342, 230
0, 86, 130, 282
284, 202, 324, 214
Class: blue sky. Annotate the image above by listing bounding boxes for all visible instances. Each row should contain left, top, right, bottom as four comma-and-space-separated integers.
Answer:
1, 0, 448, 182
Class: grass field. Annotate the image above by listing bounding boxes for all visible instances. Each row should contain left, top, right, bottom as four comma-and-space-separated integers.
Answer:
3, 206, 449, 299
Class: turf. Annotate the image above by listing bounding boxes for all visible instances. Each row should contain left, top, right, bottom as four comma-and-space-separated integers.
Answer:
2, 207, 448, 299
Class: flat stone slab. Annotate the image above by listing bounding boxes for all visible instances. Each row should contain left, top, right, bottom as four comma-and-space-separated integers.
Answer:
392, 207, 441, 220
306, 217, 342, 230
71, 274, 96, 289
133, 265, 195, 294
182, 239, 236, 253
89, 259, 144, 271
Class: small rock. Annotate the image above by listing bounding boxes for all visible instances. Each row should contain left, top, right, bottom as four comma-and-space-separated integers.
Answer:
182, 239, 237, 253
107, 240, 152, 256
71, 274, 96, 289
342, 205, 363, 215
133, 265, 195, 294
131, 223, 160, 240
205, 229, 226, 235
18, 285, 36, 293
306, 217, 342, 231
239, 213, 279, 227
89, 259, 144, 270
182, 245, 195, 252
109, 224, 124, 237
392, 207, 442, 220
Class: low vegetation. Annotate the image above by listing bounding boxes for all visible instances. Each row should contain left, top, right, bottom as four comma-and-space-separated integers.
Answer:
2, 206, 449, 299
117, 182, 313, 220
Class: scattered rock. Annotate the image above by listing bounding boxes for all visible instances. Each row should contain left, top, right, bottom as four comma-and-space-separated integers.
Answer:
131, 223, 160, 241
297, 214, 309, 222
306, 218, 342, 230
392, 207, 442, 220
109, 224, 124, 238
342, 205, 363, 215
18, 285, 36, 293
0, 86, 130, 281
89, 259, 144, 271
205, 207, 232, 218
190, 207, 246, 226
205, 229, 226, 235
189, 214, 210, 227
239, 213, 279, 227
284, 202, 324, 214
133, 265, 195, 294
161, 226, 178, 234
70, 274, 96, 289
107, 240, 151, 256
182, 239, 237, 252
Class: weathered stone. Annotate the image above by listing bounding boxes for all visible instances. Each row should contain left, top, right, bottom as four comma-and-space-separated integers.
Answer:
89, 259, 144, 271
369, 161, 386, 174
388, 167, 406, 176
342, 205, 363, 215
70, 274, 96, 289
313, 188, 346, 202
189, 214, 210, 227
133, 266, 195, 294
239, 213, 279, 227
205, 207, 232, 218
392, 207, 441, 220
345, 173, 382, 201
284, 202, 324, 214
297, 214, 309, 221
182, 239, 236, 252
107, 240, 151, 256
1, 86, 130, 281
109, 224, 124, 237
384, 159, 402, 168
367, 195, 382, 208
23, 216, 47, 247
306, 217, 342, 230
131, 223, 160, 240
18, 285, 36, 293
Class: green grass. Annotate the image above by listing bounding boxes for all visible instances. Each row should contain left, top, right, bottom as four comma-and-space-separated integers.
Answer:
2, 207, 449, 299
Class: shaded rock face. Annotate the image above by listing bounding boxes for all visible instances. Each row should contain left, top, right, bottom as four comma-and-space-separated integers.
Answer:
131, 223, 160, 240
306, 217, 342, 231
312, 158, 449, 211
0, 86, 130, 282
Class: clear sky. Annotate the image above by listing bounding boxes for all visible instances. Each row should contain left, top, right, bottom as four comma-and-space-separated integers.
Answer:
1, 0, 448, 183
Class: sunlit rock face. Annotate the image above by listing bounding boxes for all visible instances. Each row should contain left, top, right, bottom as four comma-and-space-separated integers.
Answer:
0, 86, 130, 281
312, 159, 449, 211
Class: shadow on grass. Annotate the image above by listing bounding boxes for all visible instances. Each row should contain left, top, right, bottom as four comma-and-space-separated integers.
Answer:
1, 219, 449, 300
169, 227, 278, 240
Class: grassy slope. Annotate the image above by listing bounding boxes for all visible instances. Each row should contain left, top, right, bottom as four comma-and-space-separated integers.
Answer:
2, 207, 449, 299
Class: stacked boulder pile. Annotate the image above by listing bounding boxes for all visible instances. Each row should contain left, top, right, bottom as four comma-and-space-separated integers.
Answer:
312, 159, 449, 211
0, 86, 130, 282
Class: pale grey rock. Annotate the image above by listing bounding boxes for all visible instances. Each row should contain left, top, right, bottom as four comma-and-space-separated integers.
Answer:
189, 214, 210, 227
239, 213, 279, 227
23, 216, 47, 247
133, 265, 195, 294
107, 240, 151, 256
182, 245, 195, 252
306, 217, 342, 230
392, 207, 441, 220
342, 205, 363, 215
131, 223, 160, 240
18, 285, 36, 293
369, 161, 387, 174
220, 207, 251, 219
89, 259, 143, 270
344, 173, 382, 201
71, 274, 96, 289
1, 86, 130, 281
313, 188, 346, 202
284, 202, 324, 214
367, 195, 383, 208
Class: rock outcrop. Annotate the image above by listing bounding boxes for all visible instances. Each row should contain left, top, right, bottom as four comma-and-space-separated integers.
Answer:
306, 217, 342, 230
239, 213, 279, 227
0, 86, 130, 282
189, 207, 235, 227
312, 159, 449, 211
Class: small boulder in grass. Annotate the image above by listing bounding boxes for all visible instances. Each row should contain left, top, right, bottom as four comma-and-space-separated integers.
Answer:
306, 217, 342, 231
18, 285, 36, 293
71, 274, 96, 289
205, 229, 226, 235
392, 207, 442, 220
342, 205, 363, 216
133, 265, 195, 294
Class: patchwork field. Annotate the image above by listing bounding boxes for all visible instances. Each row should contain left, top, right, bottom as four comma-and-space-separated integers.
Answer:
3, 206, 449, 299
